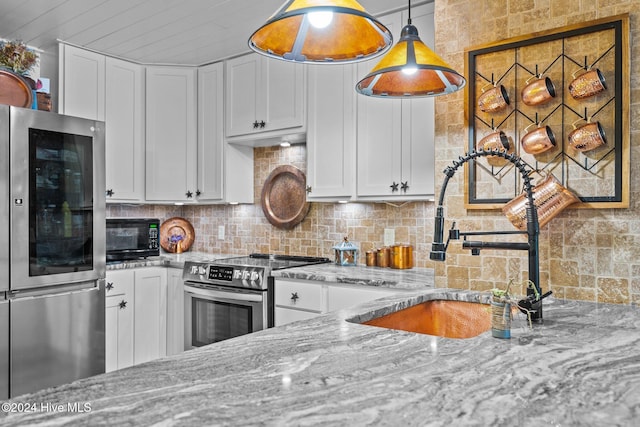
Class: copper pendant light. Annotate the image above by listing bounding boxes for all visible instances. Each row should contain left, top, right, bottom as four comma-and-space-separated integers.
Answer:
248, 0, 393, 64
356, 0, 466, 97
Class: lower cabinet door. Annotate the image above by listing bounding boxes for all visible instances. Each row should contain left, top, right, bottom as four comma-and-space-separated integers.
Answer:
133, 268, 167, 364
105, 295, 134, 372
166, 268, 185, 356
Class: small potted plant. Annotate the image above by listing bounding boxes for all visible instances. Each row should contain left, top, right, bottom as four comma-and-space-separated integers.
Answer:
490, 279, 515, 339
0, 39, 38, 77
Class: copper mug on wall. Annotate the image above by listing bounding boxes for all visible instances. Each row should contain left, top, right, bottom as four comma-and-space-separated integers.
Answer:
521, 75, 556, 106
521, 123, 556, 155
477, 130, 515, 167
477, 84, 510, 113
569, 68, 606, 100
568, 118, 606, 152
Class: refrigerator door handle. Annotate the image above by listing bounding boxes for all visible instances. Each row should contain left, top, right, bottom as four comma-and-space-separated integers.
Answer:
8, 280, 102, 300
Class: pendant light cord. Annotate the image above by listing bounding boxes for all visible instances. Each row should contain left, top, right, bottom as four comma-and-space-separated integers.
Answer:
407, 0, 412, 24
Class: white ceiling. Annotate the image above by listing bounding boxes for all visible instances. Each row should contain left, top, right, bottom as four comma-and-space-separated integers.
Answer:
0, 0, 419, 66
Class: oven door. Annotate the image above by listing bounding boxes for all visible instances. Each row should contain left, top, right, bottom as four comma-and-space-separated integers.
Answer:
184, 282, 266, 350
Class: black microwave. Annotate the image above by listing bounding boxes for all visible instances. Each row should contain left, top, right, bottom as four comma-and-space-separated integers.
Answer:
106, 218, 160, 261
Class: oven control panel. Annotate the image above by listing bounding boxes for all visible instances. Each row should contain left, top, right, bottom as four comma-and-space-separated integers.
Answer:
183, 262, 266, 290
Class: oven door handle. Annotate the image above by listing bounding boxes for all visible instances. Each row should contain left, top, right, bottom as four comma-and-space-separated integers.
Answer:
184, 284, 263, 303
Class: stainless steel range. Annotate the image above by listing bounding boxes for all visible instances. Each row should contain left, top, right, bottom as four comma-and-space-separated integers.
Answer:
182, 254, 330, 349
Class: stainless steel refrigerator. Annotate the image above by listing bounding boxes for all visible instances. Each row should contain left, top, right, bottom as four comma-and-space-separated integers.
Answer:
0, 105, 105, 399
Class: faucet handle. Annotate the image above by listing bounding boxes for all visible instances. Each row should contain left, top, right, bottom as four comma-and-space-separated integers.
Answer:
449, 222, 459, 240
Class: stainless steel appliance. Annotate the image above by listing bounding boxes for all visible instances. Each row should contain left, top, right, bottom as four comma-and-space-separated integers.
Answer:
183, 254, 330, 349
106, 218, 160, 261
0, 105, 105, 398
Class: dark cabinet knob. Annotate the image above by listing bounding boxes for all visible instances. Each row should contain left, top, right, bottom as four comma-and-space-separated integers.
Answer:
196, 190, 201, 196
291, 292, 299, 302
186, 190, 193, 198
401, 181, 409, 192
106, 189, 114, 197
306, 185, 312, 194
390, 182, 399, 192
119, 300, 127, 309
106, 282, 114, 291
259, 120, 266, 128
253, 121, 259, 129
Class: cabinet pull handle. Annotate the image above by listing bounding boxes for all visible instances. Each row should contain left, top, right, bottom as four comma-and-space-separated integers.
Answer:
106, 282, 114, 291
390, 182, 399, 192
186, 190, 193, 198
306, 185, 312, 194
106, 189, 114, 197
291, 292, 299, 302
401, 181, 409, 192
119, 300, 127, 309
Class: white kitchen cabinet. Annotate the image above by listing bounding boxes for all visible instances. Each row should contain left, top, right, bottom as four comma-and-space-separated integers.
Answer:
225, 53, 306, 142
326, 284, 397, 312
58, 44, 105, 121
274, 279, 325, 326
197, 63, 253, 203
105, 57, 145, 203
274, 279, 402, 327
356, 4, 436, 200
145, 66, 198, 202
306, 64, 357, 201
133, 267, 168, 364
105, 270, 134, 372
166, 268, 184, 356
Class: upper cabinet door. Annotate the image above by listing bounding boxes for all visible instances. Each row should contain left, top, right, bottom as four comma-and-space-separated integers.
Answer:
356, 10, 404, 198
262, 58, 305, 133
225, 53, 305, 141
197, 62, 225, 201
225, 54, 261, 138
356, 4, 436, 200
59, 44, 105, 121
400, 4, 436, 197
145, 66, 197, 202
105, 57, 145, 203
306, 63, 356, 201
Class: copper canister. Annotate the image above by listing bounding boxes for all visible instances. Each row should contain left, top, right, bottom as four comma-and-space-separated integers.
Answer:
390, 245, 413, 269
376, 247, 390, 268
365, 251, 377, 266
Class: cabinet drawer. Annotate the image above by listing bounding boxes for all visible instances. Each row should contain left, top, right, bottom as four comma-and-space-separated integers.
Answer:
105, 271, 134, 297
275, 280, 323, 312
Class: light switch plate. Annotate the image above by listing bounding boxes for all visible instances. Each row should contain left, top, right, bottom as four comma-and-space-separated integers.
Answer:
384, 228, 395, 246
218, 225, 225, 240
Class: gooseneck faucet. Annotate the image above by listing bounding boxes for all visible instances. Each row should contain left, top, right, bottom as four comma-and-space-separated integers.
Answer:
429, 148, 550, 322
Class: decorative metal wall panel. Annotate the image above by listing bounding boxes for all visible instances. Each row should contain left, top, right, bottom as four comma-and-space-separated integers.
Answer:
464, 15, 629, 209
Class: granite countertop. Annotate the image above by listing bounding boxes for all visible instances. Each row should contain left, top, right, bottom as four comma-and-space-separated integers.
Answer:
2, 285, 639, 426
106, 252, 237, 270
271, 264, 436, 291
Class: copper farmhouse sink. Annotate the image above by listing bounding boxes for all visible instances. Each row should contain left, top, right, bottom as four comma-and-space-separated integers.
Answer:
362, 300, 492, 339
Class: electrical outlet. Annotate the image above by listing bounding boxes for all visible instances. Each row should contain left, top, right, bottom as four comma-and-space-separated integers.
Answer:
218, 225, 225, 240
384, 228, 395, 246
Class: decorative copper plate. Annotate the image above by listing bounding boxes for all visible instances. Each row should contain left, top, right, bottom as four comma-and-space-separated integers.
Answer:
160, 217, 195, 253
261, 165, 310, 230
0, 69, 33, 108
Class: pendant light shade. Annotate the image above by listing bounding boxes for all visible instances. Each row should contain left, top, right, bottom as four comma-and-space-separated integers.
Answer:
356, 19, 466, 97
249, 0, 393, 64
